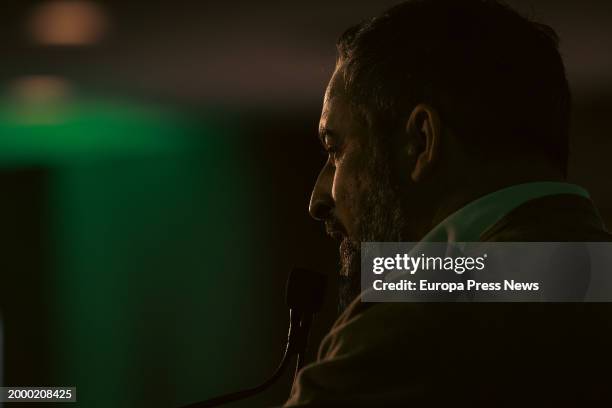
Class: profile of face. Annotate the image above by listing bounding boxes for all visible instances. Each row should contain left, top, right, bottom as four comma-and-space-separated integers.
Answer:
309, 68, 410, 312
309, 64, 445, 311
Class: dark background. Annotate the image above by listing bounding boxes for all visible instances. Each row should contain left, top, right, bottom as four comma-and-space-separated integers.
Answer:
0, 1, 611, 407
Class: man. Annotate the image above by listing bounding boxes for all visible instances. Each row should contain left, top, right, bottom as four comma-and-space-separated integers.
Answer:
285, 0, 612, 406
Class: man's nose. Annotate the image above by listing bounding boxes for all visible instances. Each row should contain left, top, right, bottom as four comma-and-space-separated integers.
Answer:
308, 169, 333, 221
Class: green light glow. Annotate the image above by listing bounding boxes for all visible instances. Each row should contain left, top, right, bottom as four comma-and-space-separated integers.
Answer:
1, 97, 270, 406
0, 99, 198, 165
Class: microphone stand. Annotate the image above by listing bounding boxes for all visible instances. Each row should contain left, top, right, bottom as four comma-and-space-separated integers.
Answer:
181, 267, 325, 408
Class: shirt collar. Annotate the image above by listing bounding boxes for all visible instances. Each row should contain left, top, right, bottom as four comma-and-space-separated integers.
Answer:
421, 182, 590, 243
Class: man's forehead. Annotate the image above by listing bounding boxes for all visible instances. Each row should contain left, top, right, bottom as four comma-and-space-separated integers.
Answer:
319, 93, 348, 136
319, 91, 370, 145
320, 69, 348, 128
324, 68, 345, 104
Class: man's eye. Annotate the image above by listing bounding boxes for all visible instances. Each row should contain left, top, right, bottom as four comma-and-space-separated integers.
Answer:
324, 146, 339, 163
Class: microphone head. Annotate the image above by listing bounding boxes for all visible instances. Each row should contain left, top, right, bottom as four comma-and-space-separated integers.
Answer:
286, 267, 327, 314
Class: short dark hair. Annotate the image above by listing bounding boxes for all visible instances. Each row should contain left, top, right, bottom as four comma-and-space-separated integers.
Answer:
337, 0, 571, 175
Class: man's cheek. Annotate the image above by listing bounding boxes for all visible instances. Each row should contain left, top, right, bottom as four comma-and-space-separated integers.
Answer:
332, 161, 367, 235
331, 167, 353, 217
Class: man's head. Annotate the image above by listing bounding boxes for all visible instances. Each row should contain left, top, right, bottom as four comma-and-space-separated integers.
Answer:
309, 0, 571, 311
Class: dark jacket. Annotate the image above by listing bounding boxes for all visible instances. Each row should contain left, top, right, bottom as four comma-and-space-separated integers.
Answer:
285, 194, 612, 407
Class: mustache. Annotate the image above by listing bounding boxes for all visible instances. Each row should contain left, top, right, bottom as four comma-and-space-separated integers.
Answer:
324, 218, 347, 240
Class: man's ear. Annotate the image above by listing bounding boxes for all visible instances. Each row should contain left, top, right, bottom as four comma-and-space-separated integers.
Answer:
405, 104, 442, 182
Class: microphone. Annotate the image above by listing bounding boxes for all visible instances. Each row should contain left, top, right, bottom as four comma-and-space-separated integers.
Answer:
181, 267, 327, 408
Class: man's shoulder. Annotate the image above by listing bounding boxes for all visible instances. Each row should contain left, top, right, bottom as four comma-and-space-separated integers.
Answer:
480, 193, 612, 242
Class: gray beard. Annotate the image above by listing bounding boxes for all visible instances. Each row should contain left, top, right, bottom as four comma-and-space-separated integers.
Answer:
338, 239, 361, 314
337, 145, 407, 314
